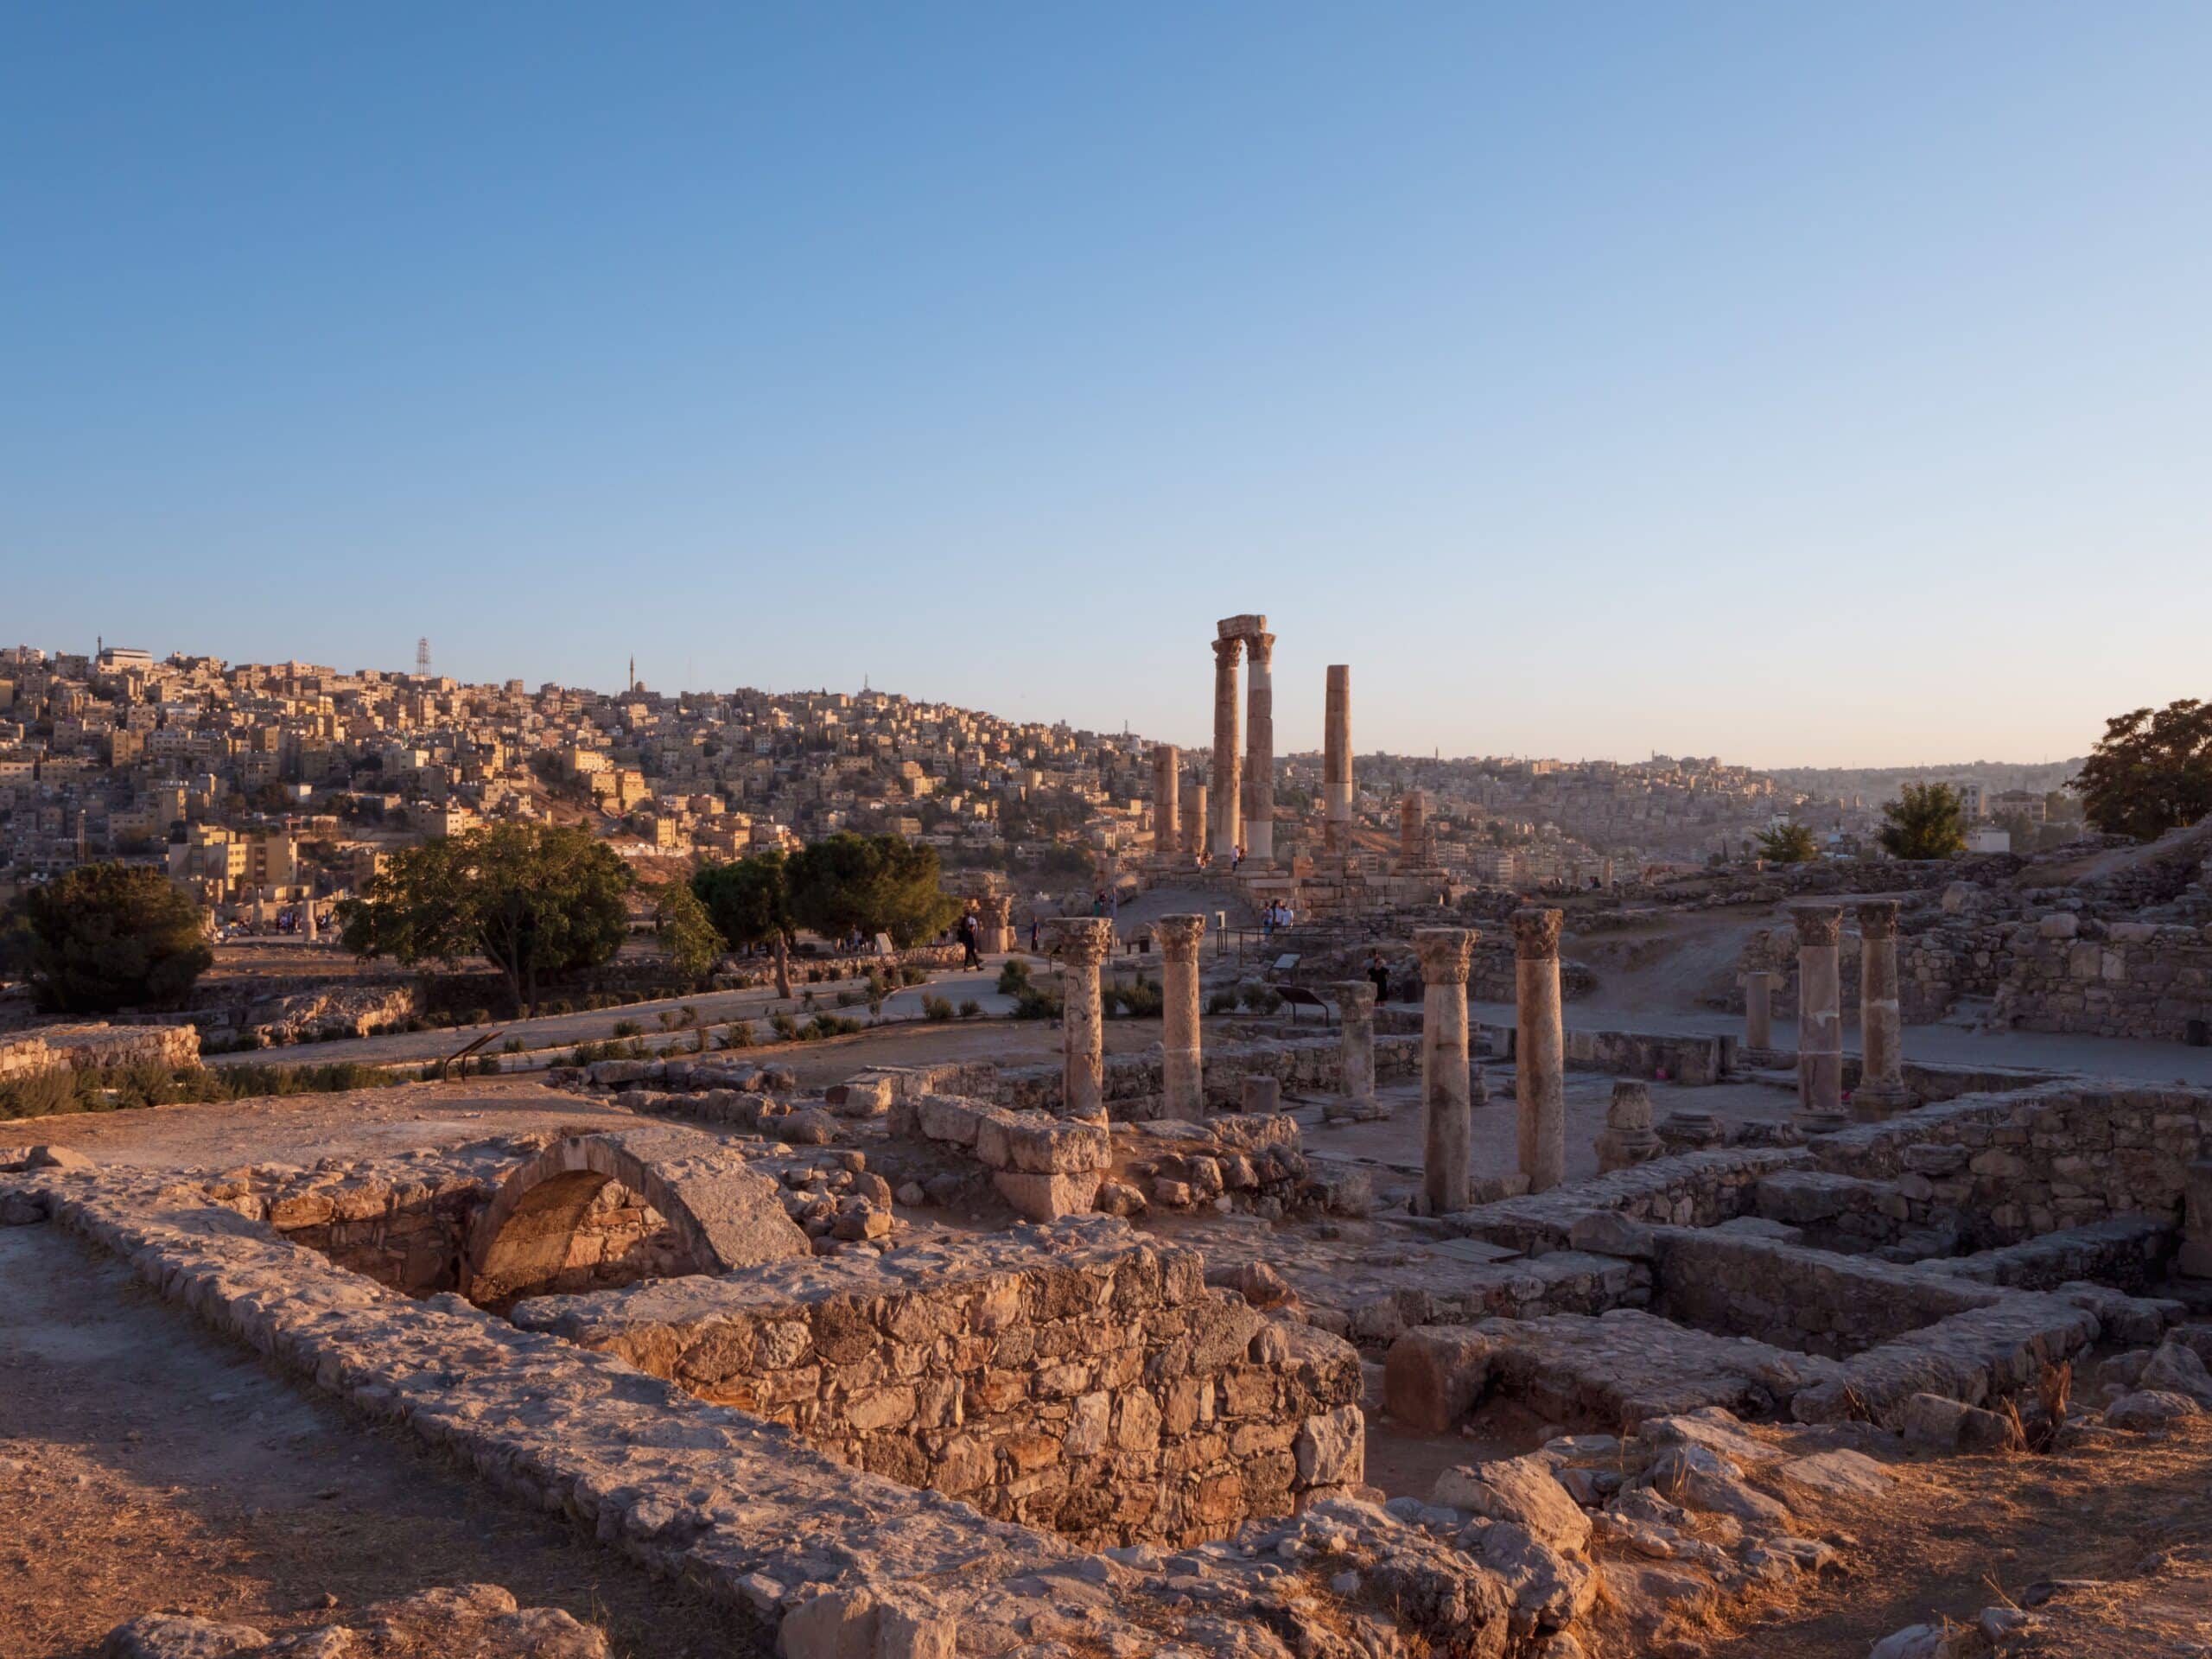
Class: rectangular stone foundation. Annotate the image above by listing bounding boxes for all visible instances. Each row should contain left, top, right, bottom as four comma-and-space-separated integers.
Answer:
510, 1219, 1363, 1548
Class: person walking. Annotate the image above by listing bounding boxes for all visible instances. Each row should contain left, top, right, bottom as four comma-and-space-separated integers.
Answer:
959, 910, 981, 969
1367, 950, 1390, 1003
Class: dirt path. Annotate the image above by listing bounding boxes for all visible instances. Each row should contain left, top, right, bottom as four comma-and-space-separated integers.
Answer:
0, 1222, 761, 1659
1695, 1424, 2212, 1657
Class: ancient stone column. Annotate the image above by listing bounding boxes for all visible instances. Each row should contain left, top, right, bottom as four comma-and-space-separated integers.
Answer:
1152, 743, 1179, 856
1595, 1080, 1662, 1173
1323, 664, 1352, 854
1854, 899, 1910, 1120
1794, 906, 1846, 1131
1184, 782, 1209, 857
1332, 980, 1377, 1107
1512, 908, 1567, 1193
1243, 631, 1275, 862
1155, 913, 1206, 1119
1414, 927, 1475, 1215
1742, 969, 1777, 1062
977, 895, 1014, 955
1400, 790, 1427, 866
1047, 918, 1115, 1121
1211, 633, 1243, 859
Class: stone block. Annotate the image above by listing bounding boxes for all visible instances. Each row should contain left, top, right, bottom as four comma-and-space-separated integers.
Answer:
1383, 1325, 1494, 1433
991, 1169, 1102, 1222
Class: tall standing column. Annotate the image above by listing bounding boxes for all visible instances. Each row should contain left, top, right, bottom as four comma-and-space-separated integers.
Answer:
1185, 782, 1208, 858
1243, 631, 1275, 862
1794, 906, 1846, 1131
1854, 900, 1910, 1120
1152, 743, 1180, 857
977, 895, 1014, 955
1211, 634, 1243, 859
1512, 908, 1567, 1193
1324, 665, 1353, 855
1742, 969, 1777, 1063
1156, 914, 1206, 1118
1332, 981, 1377, 1107
1048, 918, 1115, 1121
1414, 927, 1474, 1215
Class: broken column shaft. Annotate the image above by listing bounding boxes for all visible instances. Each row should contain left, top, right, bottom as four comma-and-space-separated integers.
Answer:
1512, 907, 1567, 1193
1332, 980, 1377, 1107
1152, 744, 1179, 856
1047, 918, 1115, 1121
1854, 899, 1910, 1119
1794, 906, 1846, 1131
1415, 926, 1475, 1215
1155, 913, 1206, 1118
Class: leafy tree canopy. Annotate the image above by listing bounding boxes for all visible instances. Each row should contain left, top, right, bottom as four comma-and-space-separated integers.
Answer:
651, 878, 725, 982
10, 863, 213, 1013
335, 823, 632, 1016
1878, 782, 1968, 861
691, 851, 793, 950
2075, 699, 2212, 842
1755, 823, 1820, 865
786, 833, 960, 948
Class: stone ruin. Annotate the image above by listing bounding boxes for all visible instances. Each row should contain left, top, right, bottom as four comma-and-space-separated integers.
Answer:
16, 833, 2212, 1654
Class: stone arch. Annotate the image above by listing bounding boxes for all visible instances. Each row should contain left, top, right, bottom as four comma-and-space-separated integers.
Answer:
465, 1126, 809, 1308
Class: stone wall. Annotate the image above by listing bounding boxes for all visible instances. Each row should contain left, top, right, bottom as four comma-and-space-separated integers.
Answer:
1650, 1230, 2000, 1358
1984, 918, 2212, 1041
1441, 1147, 1807, 1255
991, 1033, 1421, 1120
0, 1164, 1517, 1656
510, 1220, 1365, 1550
1739, 907, 2212, 1039
1815, 1083, 2212, 1246
0, 1021, 201, 1080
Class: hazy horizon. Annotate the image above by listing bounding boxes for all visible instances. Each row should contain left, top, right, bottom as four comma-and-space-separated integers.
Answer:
7, 6, 2207, 767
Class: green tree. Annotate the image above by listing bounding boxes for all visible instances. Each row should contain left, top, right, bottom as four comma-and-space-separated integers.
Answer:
335, 823, 632, 1016
1878, 783, 1968, 861
10, 863, 213, 1013
786, 832, 961, 948
2074, 699, 2212, 842
1755, 823, 1819, 865
693, 850, 796, 998
651, 879, 724, 984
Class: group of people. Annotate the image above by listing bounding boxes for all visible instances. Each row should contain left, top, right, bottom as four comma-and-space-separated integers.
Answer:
1258, 898, 1295, 938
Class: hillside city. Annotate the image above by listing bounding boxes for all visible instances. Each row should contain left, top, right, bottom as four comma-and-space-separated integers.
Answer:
0, 641, 2084, 925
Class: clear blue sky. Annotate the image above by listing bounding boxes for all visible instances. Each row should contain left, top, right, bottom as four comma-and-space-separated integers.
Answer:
5, 5, 2207, 766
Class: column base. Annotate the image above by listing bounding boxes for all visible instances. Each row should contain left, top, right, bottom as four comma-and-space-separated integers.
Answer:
1793, 1109, 1850, 1135
1850, 1083, 1915, 1122
1739, 1047, 1789, 1070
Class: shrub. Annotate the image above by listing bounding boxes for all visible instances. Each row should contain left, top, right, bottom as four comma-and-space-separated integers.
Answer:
0, 1069, 83, 1121
1205, 990, 1239, 1015
476, 1056, 501, 1075
770, 1011, 799, 1040
1112, 977, 1164, 1018
502, 1037, 527, 1054
612, 1019, 643, 1038
718, 1020, 755, 1049
996, 960, 1033, 996
957, 999, 982, 1019
1011, 984, 1062, 1020
900, 965, 931, 987
922, 995, 955, 1022
836, 990, 861, 1008
1238, 982, 1283, 1014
